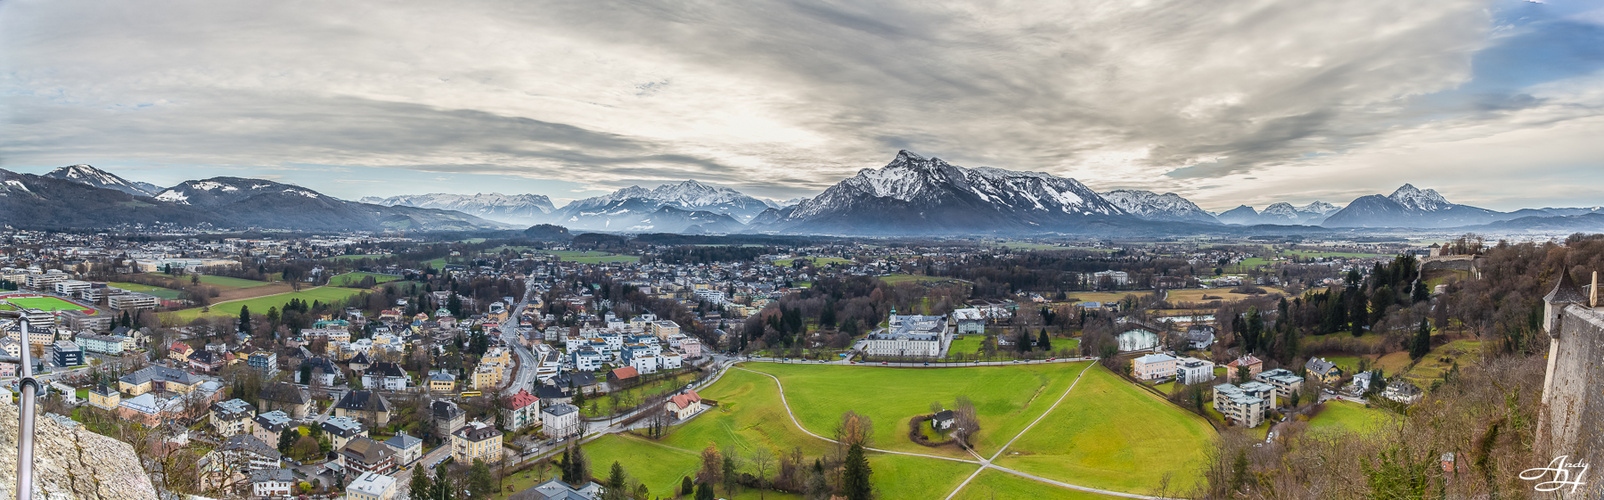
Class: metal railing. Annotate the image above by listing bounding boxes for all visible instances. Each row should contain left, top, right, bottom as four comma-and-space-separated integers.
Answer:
0, 310, 37, 500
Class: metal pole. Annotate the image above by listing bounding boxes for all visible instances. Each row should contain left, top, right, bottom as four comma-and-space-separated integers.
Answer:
14, 315, 37, 500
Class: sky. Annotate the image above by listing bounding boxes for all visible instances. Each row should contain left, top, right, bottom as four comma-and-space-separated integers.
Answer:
3, 0, 1603, 212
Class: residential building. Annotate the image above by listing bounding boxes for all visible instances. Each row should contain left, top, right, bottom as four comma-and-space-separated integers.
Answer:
571, 348, 605, 372
1213, 381, 1277, 428
1254, 369, 1306, 400
108, 292, 158, 312
362, 362, 409, 391
383, 432, 423, 466
862, 311, 951, 358
666, 390, 702, 420
73, 333, 125, 355
451, 421, 504, 463
168, 341, 195, 363
1225, 355, 1265, 379
88, 385, 120, 410
346, 471, 398, 500
542, 404, 581, 438
118, 365, 199, 396
210, 398, 255, 437
1185, 325, 1217, 350
606, 367, 639, 388
247, 351, 279, 378
208, 434, 283, 473
250, 468, 296, 499
253, 410, 293, 445
257, 382, 311, 419
340, 436, 398, 475
51, 340, 83, 368
501, 389, 540, 432
650, 320, 680, 338
1174, 356, 1215, 385
951, 308, 986, 335
61, 310, 110, 332
1304, 357, 1343, 384
333, 390, 392, 426
659, 352, 684, 370
427, 371, 457, 393
507, 478, 605, 500
1381, 379, 1423, 404
1131, 353, 1177, 381
322, 416, 368, 450
431, 400, 466, 439
679, 338, 703, 359
472, 362, 503, 390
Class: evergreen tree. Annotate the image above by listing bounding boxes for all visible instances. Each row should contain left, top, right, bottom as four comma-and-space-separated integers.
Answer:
467, 459, 495, 499
559, 447, 573, 483
1411, 280, 1430, 303
695, 483, 714, 500
409, 465, 432, 500
605, 461, 628, 500
1410, 318, 1431, 360
842, 443, 873, 500
1038, 329, 1052, 351
239, 305, 252, 334
432, 462, 456, 500
681, 476, 695, 497
277, 427, 297, 454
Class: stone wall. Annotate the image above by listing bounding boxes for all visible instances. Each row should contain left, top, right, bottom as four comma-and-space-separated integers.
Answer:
0, 395, 157, 500
1542, 305, 1604, 500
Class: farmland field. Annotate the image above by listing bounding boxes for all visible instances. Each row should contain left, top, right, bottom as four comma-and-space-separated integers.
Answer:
154, 273, 270, 288
992, 365, 1215, 494
1307, 401, 1395, 436
1165, 287, 1288, 304
878, 273, 951, 285
328, 272, 402, 287
1065, 291, 1134, 304
109, 282, 185, 300
168, 286, 368, 320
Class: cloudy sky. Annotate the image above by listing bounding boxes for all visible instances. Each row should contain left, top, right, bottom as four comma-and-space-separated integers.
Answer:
3, 0, 1602, 211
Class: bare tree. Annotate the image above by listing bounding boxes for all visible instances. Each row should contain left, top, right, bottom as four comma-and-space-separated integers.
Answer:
749, 447, 776, 498
951, 396, 980, 449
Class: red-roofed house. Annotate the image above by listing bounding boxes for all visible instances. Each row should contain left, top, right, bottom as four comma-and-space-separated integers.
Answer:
607, 367, 639, 388
1225, 355, 1263, 379
500, 389, 541, 431
666, 390, 702, 420
169, 341, 194, 363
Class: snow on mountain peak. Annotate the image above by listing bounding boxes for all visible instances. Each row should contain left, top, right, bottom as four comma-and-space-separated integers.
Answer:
1388, 184, 1451, 211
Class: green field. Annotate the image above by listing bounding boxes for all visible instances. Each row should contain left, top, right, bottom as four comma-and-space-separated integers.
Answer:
328, 272, 402, 287
993, 365, 1215, 494
154, 273, 270, 288
745, 362, 1091, 458
947, 335, 986, 357
169, 286, 367, 320
772, 256, 853, 267
583, 372, 698, 417
0, 295, 95, 314
540, 250, 639, 264
879, 274, 951, 285
1306, 401, 1395, 436
953, 469, 1128, 500
109, 282, 185, 300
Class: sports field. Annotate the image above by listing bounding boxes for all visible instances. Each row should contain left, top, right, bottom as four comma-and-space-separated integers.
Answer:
1306, 401, 1395, 436
109, 282, 185, 300
0, 294, 96, 314
992, 365, 1215, 493
168, 286, 367, 321
328, 272, 402, 287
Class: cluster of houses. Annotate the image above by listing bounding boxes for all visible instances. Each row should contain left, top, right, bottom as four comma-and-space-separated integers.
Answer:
1132, 350, 1426, 429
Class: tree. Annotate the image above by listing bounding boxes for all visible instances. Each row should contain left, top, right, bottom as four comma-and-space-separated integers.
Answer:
721, 455, 739, 495
432, 462, 456, 500
695, 482, 714, 500
951, 396, 980, 448
697, 445, 721, 486
410, 465, 433, 500
1038, 329, 1052, 351
681, 476, 695, 497
1235, 365, 1250, 385
604, 461, 629, 500
750, 447, 775, 498
468, 459, 495, 499
238, 305, 251, 334
834, 411, 874, 451
277, 427, 297, 455
842, 443, 873, 500
1411, 318, 1431, 360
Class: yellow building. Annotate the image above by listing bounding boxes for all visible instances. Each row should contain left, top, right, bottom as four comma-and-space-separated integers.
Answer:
451, 421, 503, 463
427, 371, 457, 393
87, 385, 120, 410
472, 363, 502, 390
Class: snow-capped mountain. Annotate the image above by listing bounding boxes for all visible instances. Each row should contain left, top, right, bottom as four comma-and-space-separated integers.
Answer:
1323, 184, 1504, 228
360, 193, 555, 226
1215, 200, 1343, 225
1099, 190, 1218, 223
42, 165, 162, 197
549, 180, 772, 230
773, 150, 1125, 235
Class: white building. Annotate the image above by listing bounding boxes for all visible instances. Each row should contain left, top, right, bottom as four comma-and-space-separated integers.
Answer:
862, 310, 951, 358
108, 293, 158, 312
1131, 353, 1177, 381
1213, 381, 1276, 428
1254, 369, 1305, 400
951, 308, 986, 335
542, 404, 581, 438
346, 471, 397, 500
250, 468, 296, 498
1174, 356, 1214, 385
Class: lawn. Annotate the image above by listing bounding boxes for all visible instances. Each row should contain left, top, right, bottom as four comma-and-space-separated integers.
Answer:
581, 372, 698, 418
1165, 287, 1287, 304
879, 274, 950, 285
772, 257, 853, 267
0, 294, 95, 314
542, 250, 639, 264
168, 286, 368, 320
1306, 401, 1395, 436
328, 272, 402, 287
1373, 339, 1482, 386
744, 361, 1091, 458
108, 282, 185, 300
1064, 291, 1133, 304
953, 469, 1131, 500
946, 335, 986, 358
992, 365, 1215, 495
153, 273, 271, 288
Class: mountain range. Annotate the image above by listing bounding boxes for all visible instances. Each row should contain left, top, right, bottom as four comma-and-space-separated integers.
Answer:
8, 158, 1602, 236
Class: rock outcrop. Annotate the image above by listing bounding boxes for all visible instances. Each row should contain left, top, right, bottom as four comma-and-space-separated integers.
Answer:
0, 396, 157, 499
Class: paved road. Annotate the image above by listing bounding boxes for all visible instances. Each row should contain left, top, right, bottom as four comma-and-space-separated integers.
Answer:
498, 275, 541, 397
